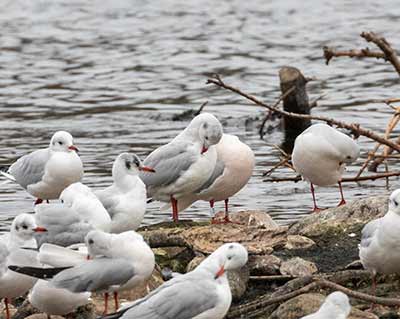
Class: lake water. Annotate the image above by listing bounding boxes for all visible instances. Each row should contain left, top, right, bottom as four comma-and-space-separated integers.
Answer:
1, 0, 400, 231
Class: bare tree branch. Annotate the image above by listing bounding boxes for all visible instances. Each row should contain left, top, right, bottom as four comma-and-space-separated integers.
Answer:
206, 75, 400, 152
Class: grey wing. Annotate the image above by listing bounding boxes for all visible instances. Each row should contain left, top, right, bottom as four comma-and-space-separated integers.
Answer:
121, 276, 218, 319
34, 203, 93, 247
52, 258, 135, 293
196, 158, 225, 193
139, 143, 197, 191
360, 218, 381, 248
9, 149, 50, 189
96, 189, 119, 218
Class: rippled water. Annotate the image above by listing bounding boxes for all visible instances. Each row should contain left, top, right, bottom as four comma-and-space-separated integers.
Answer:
1, 0, 400, 231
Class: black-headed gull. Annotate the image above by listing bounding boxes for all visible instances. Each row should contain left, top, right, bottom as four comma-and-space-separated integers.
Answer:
301, 291, 351, 319
359, 189, 400, 295
175, 134, 254, 223
292, 123, 359, 212
95, 153, 155, 232
0, 131, 83, 205
33, 201, 109, 247
100, 242, 248, 319
10, 229, 155, 315
140, 113, 223, 222
0, 214, 46, 319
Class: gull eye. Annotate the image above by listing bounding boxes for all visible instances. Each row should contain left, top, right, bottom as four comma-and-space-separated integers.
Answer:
227, 256, 232, 260
22, 225, 28, 230
58, 141, 63, 145
125, 161, 131, 169
205, 136, 209, 140
394, 200, 398, 207
88, 239, 94, 245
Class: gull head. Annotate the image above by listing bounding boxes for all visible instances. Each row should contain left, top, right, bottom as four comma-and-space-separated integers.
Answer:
389, 189, 400, 213
320, 291, 351, 317
201, 242, 248, 279
50, 131, 79, 153
113, 153, 155, 178
85, 230, 112, 258
11, 213, 46, 241
189, 113, 223, 154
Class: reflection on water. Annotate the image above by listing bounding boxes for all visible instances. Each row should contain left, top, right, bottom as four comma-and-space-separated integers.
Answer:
1, 0, 400, 231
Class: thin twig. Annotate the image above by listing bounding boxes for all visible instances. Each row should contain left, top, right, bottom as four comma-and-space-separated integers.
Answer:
264, 171, 400, 183
194, 101, 208, 116
259, 87, 296, 139
361, 31, 400, 76
206, 75, 400, 152
323, 46, 386, 65
263, 158, 289, 177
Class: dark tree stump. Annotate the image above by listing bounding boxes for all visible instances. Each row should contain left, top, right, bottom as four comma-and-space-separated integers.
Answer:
279, 67, 311, 153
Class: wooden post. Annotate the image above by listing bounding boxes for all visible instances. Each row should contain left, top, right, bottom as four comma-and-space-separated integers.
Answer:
279, 66, 311, 153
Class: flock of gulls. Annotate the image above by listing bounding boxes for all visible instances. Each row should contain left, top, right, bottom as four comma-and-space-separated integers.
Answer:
0, 112, 396, 319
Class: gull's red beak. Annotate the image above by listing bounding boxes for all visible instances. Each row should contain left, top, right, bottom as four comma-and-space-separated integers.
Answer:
201, 145, 208, 154
68, 145, 79, 152
33, 227, 47, 233
140, 166, 156, 173
215, 265, 225, 279
86, 254, 91, 260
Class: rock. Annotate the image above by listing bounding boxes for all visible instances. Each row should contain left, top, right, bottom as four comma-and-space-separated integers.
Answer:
280, 257, 318, 277
186, 256, 249, 300
10, 299, 38, 319
153, 247, 194, 273
268, 293, 378, 319
285, 235, 315, 250
268, 293, 324, 319
248, 254, 282, 275
288, 195, 387, 238
213, 210, 281, 229
141, 211, 288, 255
24, 316, 55, 319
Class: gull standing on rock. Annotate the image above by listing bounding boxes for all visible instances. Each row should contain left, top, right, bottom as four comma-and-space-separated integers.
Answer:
10, 230, 155, 315
0, 214, 47, 319
0, 131, 83, 205
359, 189, 400, 295
95, 153, 155, 232
176, 134, 255, 223
301, 291, 351, 319
140, 113, 223, 222
292, 123, 359, 212
100, 242, 248, 319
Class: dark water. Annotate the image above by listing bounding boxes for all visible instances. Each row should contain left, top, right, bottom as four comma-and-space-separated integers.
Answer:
1, 0, 400, 231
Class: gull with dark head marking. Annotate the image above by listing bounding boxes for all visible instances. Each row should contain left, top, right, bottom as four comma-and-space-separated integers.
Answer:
9, 230, 155, 315
0, 214, 46, 319
359, 189, 400, 296
301, 291, 351, 319
95, 153, 155, 232
292, 123, 359, 212
140, 112, 223, 222
100, 242, 248, 319
0, 131, 83, 205
175, 133, 255, 223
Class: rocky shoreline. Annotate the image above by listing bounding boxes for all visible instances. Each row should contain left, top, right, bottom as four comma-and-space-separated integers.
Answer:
4, 194, 400, 319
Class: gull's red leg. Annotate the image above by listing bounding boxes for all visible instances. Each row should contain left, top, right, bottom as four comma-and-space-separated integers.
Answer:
34, 198, 43, 205
310, 183, 322, 213
5, 298, 10, 319
113, 291, 119, 311
224, 198, 230, 223
171, 196, 179, 222
337, 181, 346, 206
103, 292, 109, 315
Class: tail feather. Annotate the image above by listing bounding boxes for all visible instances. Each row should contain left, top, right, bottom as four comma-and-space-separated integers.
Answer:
8, 265, 71, 279
0, 170, 15, 182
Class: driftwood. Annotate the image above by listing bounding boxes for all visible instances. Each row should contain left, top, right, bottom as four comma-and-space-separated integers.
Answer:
279, 67, 311, 153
